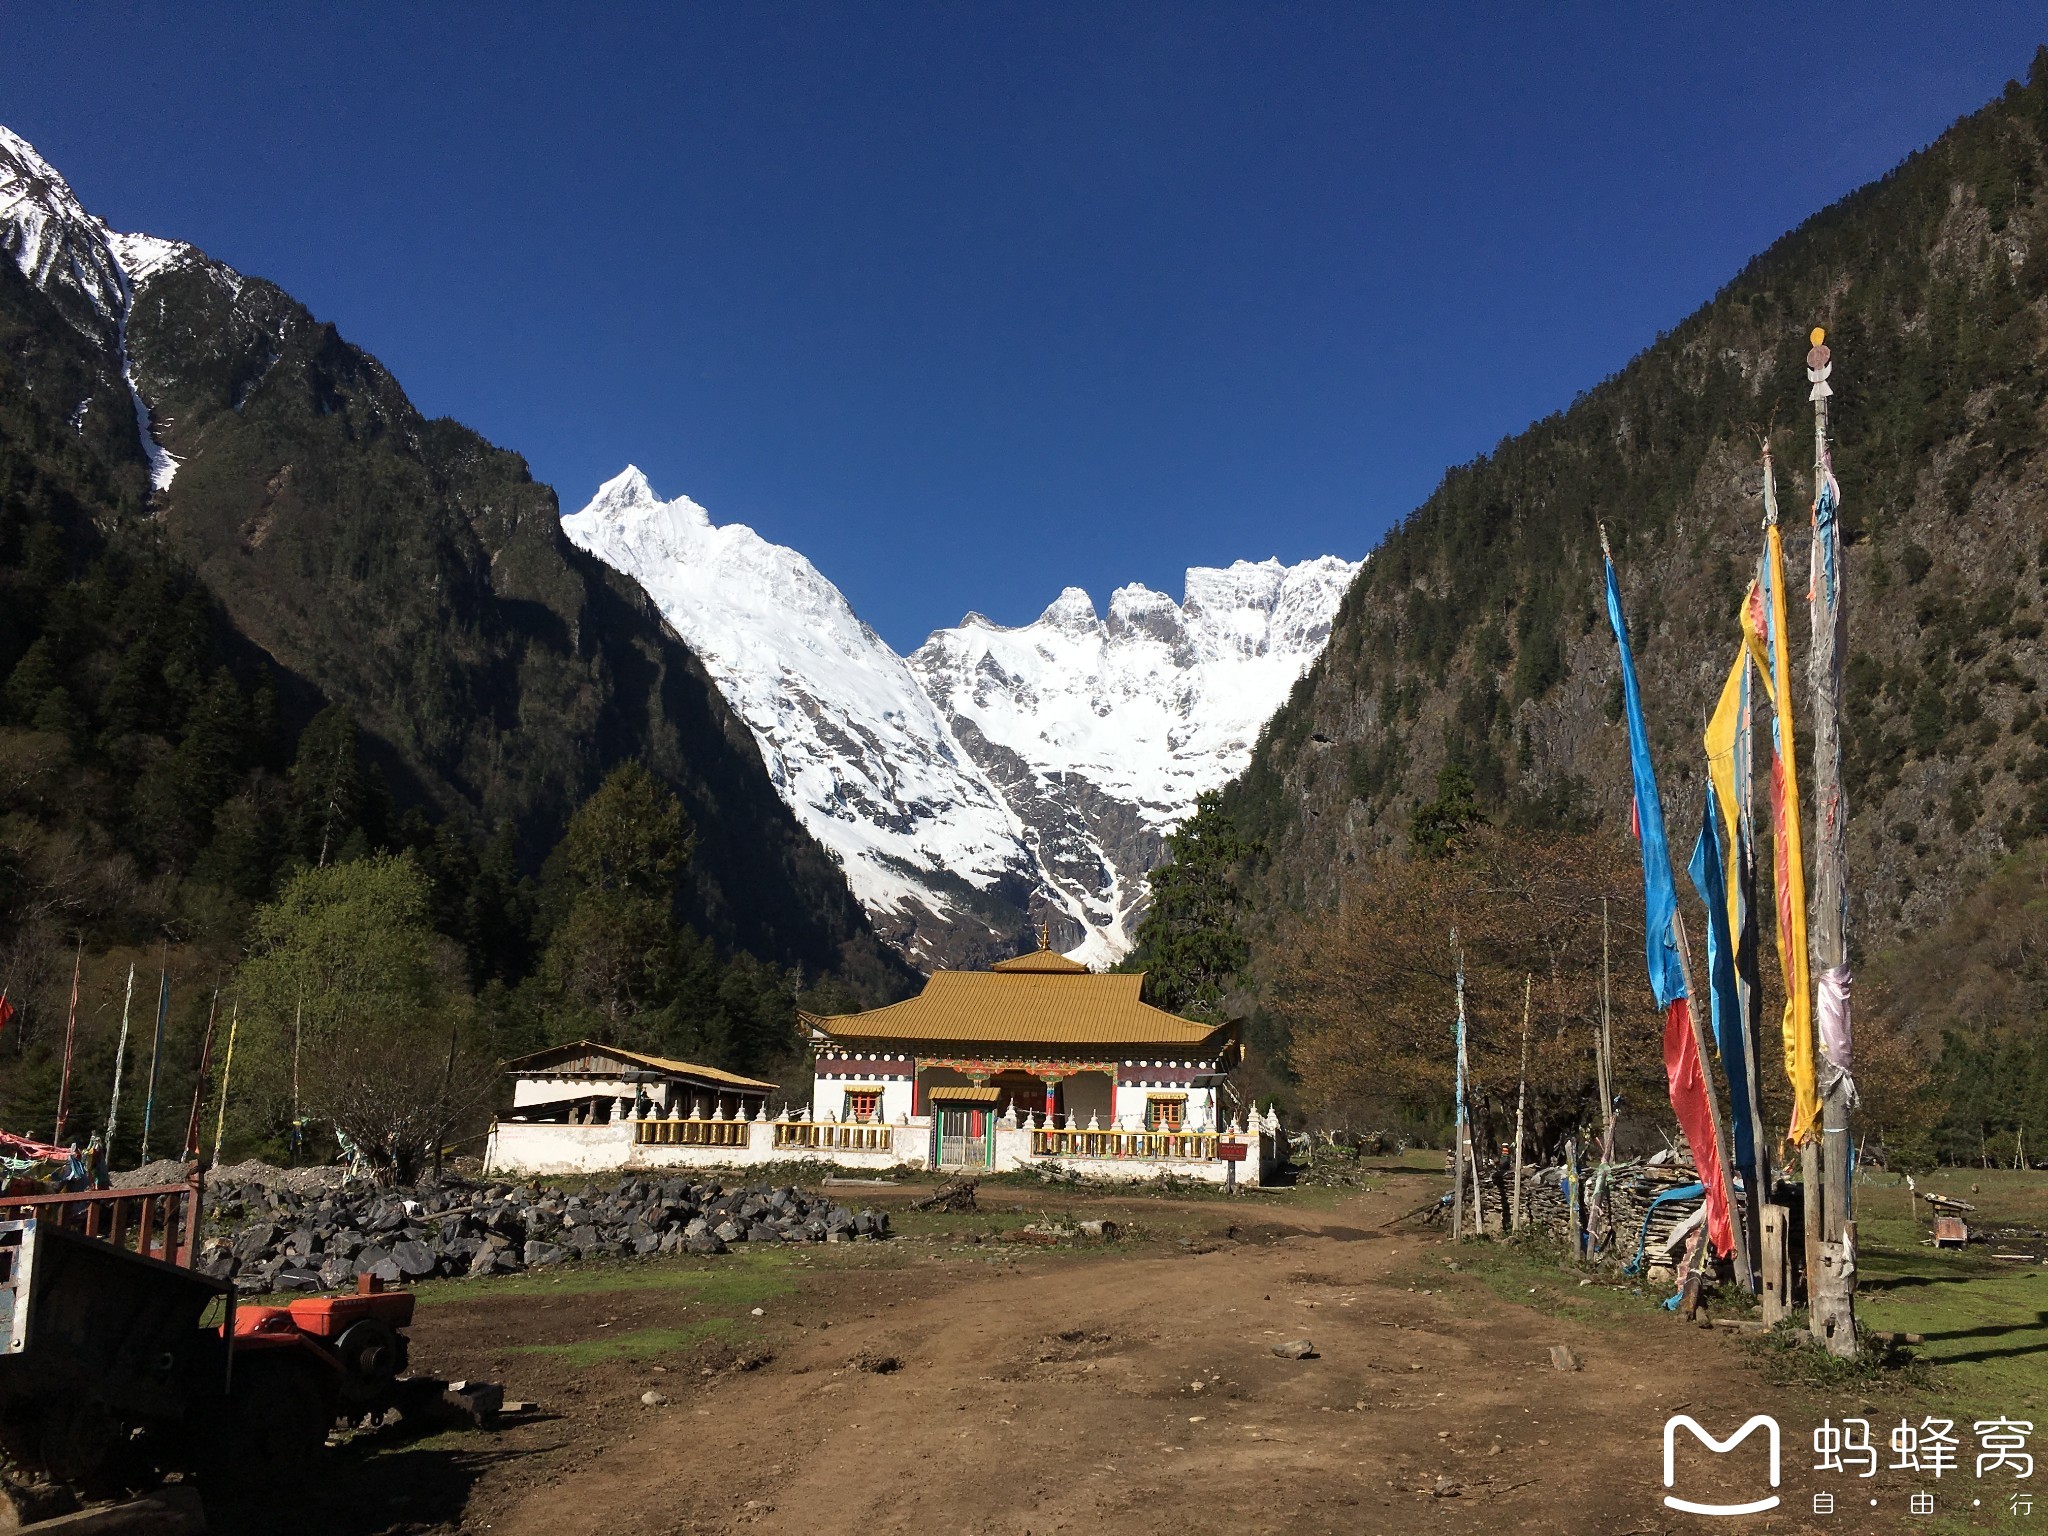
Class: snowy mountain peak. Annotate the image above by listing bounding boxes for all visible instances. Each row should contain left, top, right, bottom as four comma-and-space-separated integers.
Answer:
583, 464, 713, 531
562, 471, 1036, 970
0, 124, 189, 488
911, 551, 1362, 960
1, 125, 131, 327
564, 464, 1361, 969
1038, 586, 1102, 634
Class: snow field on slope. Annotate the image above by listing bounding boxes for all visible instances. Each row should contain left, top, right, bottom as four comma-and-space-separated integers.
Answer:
561, 470, 1033, 927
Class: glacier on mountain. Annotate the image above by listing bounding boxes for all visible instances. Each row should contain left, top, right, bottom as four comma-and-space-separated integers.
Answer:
566, 468, 1359, 969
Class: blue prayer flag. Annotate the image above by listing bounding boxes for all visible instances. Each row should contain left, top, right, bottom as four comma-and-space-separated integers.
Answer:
1687, 783, 1755, 1184
1602, 555, 1687, 1008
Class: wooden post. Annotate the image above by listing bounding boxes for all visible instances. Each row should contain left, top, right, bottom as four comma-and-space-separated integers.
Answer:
1565, 1135, 1583, 1264
140, 945, 169, 1165
1815, 1220, 1857, 1352
1759, 1202, 1791, 1325
1511, 975, 1532, 1233
1806, 327, 1857, 1358
1451, 933, 1469, 1241
53, 937, 81, 1146
1599, 899, 1616, 1149
1671, 905, 1754, 1291
1677, 1227, 1709, 1321
209, 999, 240, 1171
181, 987, 220, 1163
105, 963, 135, 1149
1801, 1140, 1824, 1310
1471, 1110, 1486, 1234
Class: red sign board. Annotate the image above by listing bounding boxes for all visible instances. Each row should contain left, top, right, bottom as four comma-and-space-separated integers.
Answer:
1216, 1142, 1249, 1162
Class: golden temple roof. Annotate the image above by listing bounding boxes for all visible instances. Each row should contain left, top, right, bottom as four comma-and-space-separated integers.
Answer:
989, 948, 1091, 973
802, 969, 1223, 1048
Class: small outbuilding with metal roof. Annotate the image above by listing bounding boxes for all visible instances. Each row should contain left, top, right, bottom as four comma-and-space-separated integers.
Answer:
500, 1041, 777, 1127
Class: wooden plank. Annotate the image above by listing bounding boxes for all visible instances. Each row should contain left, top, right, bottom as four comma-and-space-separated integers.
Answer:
1759, 1202, 1790, 1326
1801, 1142, 1824, 1318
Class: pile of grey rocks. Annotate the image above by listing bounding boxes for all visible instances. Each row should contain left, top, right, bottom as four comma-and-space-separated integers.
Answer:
197, 1174, 890, 1293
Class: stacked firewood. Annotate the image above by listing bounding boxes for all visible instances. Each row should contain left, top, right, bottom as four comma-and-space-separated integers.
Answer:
1443, 1154, 1735, 1275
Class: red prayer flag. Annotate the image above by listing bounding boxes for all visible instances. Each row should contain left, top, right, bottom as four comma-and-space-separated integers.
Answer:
1663, 999, 1735, 1257
0, 992, 13, 1035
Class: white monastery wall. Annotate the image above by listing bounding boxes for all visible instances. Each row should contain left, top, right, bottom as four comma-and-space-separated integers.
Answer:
485, 1103, 1281, 1186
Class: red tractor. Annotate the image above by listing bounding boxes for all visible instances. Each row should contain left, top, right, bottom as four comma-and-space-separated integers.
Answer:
0, 1169, 417, 1490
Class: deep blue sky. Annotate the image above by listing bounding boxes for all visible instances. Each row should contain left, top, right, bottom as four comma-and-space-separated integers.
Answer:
5, 8, 2042, 650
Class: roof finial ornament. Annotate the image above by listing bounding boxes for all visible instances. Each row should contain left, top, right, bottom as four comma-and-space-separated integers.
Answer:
1037, 918, 1051, 951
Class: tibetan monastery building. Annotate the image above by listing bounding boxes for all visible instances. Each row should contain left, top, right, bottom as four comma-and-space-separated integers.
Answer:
804, 942, 1237, 1143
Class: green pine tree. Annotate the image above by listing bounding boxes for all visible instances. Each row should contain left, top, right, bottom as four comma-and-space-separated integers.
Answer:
1123, 791, 1252, 1018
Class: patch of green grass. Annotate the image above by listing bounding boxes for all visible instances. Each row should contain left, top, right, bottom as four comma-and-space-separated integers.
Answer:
1425, 1237, 1657, 1329
1845, 1170, 2048, 1414
359, 1429, 491, 1456
407, 1248, 799, 1308
508, 1317, 748, 1366
1855, 1254, 2045, 1410
1740, 1319, 1939, 1395
1359, 1149, 1450, 1175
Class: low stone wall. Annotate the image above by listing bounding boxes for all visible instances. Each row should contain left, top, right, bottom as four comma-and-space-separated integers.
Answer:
486, 1120, 637, 1176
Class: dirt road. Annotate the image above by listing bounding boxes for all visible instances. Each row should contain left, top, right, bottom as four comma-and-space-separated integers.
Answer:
334, 1175, 1859, 1536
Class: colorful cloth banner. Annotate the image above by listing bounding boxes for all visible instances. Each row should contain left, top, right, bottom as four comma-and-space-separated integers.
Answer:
1703, 651, 1747, 936
1688, 784, 1757, 1187
1663, 999, 1737, 1258
1604, 545, 1733, 1257
1816, 965, 1854, 1100
1602, 554, 1687, 1010
1704, 644, 1768, 1192
1754, 496, 1820, 1146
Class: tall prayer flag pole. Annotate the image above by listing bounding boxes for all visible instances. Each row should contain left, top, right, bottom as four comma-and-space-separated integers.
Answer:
1600, 897, 1615, 1149
1451, 932, 1471, 1240
139, 945, 170, 1164
211, 998, 240, 1171
105, 963, 136, 1149
53, 937, 81, 1145
1806, 327, 1859, 1357
1511, 975, 1532, 1233
182, 986, 220, 1163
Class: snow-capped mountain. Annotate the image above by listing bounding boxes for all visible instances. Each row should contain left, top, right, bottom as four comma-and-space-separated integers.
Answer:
911, 558, 1361, 963
567, 469, 1360, 969
0, 126, 190, 489
562, 469, 1041, 969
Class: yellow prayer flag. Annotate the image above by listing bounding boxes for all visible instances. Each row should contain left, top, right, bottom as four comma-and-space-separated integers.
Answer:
1760, 522, 1819, 1145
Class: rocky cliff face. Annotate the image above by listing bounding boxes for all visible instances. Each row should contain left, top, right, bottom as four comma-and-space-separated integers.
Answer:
1222, 61, 2048, 974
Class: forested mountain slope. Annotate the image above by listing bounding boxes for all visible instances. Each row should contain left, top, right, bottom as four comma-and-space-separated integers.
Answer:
0, 127, 911, 1143
118, 254, 904, 987
1226, 54, 2048, 971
